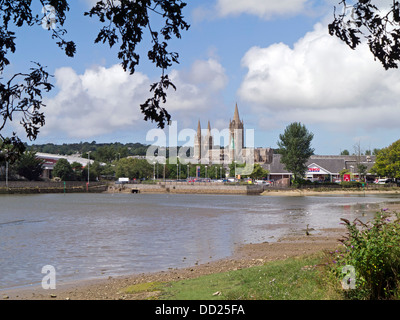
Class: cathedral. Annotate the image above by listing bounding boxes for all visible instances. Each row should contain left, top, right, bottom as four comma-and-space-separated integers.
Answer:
193, 104, 273, 165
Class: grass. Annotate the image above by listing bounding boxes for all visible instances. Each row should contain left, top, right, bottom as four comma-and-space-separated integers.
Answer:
122, 253, 343, 300
123, 281, 163, 294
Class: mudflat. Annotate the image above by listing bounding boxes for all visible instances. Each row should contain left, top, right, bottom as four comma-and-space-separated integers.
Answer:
2, 228, 345, 300
3, 200, 399, 300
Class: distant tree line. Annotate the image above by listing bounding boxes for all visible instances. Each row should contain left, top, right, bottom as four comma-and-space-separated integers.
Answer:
27, 142, 149, 161
340, 148, 381, 156
26, 142, 193, 165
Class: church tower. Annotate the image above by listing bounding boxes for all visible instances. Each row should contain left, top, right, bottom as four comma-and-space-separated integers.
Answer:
205, 121, 213, 151
194, 119, 202, 161
194, 119, 214, 163
229, 104, 244, 160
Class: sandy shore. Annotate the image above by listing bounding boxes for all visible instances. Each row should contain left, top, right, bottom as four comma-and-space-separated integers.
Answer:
3, 198, 400, 301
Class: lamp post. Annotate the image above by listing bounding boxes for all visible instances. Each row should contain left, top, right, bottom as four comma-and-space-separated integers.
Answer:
87, 151, 92, 184
5, 159, 8, 188
4, 148, 9, 188
205, 165, 207, 179
153, 161, 156, 180
234, 161, 237, 180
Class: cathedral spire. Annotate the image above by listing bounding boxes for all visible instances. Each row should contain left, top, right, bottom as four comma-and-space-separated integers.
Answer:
233, 103, 240, 122
197, 119, 201, 136
207, 120, 211, 132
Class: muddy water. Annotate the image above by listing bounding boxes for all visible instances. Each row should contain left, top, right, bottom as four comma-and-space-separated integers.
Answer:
1, 192, 399, 289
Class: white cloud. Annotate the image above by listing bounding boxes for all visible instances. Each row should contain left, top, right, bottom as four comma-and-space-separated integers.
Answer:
216, 0, 312, 19
41, 65, 151, 138
238, 22, 400, 133
39, 59, 228, 140
164, 58, 228, 124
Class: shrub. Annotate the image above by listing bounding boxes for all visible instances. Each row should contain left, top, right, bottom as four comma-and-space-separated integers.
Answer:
340, 181, 363, 188
53, 158, 75, 181
331, 210, 400, 299
291, 178, 312, 188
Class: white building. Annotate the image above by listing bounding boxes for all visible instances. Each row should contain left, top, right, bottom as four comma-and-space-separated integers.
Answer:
36, 153, 96, 179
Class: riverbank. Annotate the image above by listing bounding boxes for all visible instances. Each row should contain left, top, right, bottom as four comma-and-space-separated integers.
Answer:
261, 188, 400, 197
108, 183, 264, 195
1, 227, 345, 300
108, 183, 400, 196
3, 199, 400, 301
0, 181, 108, 194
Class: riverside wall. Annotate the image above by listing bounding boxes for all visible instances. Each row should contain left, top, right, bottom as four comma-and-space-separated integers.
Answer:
0, 181, 108, 194
109, 182, 264, 195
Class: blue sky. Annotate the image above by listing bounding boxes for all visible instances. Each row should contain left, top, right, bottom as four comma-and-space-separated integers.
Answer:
4, 0, 400, 154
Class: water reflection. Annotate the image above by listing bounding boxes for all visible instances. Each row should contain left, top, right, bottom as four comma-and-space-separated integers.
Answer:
0, 193, 399, 289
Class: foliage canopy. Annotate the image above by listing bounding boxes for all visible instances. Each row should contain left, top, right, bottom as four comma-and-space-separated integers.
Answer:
14, 151, 44, 181
329, 0, 400, 70
371, 139, 400, 179
0, 0, 189, 154
53, 158, 74, 181
277, 122, 314, 181
332, 210, 400, 299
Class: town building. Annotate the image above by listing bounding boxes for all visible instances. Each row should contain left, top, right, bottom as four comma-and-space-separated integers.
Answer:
193, 104, 273, 165
263, 154, 376, 185
191, 103, 378, 184
36, 153, 95, 179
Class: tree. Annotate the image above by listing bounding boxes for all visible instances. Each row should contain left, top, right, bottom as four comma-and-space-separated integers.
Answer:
329, 0, 400, 70
53, 158, 74, 181
99, 163, 116, 180
373, 148, 381, 155
228, 161, 245, 178
357, 163, 368, 181
249, 164, 269, 180
0, 138, 25, 164
339, 168, 350, 177
371, 139, 400, 179
0, 1, 189, 153
341, 149, 350, 155
14, 151, 44, 181
70, 161, 84, 181
353, 141, 368, 181
277, 122, 314, 182
82, 160, 101, 181
93, 145, 128, 163
115, 158, 153, 180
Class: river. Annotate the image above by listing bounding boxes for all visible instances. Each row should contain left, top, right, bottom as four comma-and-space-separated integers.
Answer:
1, 192, 399, 290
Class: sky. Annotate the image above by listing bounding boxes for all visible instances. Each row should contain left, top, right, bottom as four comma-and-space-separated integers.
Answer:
4, 0, 400, 155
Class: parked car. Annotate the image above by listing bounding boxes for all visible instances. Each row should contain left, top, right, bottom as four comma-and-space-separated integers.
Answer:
255, 180, 271, 186
375, 178, 391, 184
